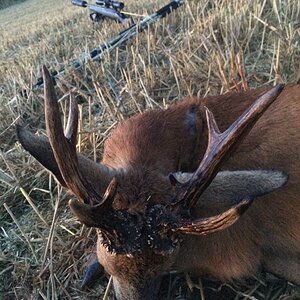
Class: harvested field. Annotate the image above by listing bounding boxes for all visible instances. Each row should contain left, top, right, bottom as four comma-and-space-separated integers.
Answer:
0, 0, 300, 299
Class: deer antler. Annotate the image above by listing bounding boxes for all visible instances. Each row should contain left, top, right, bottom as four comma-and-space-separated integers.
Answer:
43, 66, 110, 205
172, 84, 284, 210
170, 84, 284, 235
69, 177, 118, 227
177, 198, 253, 235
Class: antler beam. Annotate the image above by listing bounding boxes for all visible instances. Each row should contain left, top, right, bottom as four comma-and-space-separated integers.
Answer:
172, 84, 284, 209
43, 66, 101, 204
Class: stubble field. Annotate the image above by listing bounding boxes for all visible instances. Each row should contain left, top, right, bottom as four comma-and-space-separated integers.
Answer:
0, 0, 300, 299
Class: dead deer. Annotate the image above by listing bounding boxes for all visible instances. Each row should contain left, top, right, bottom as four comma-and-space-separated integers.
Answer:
17, 66, 300, 300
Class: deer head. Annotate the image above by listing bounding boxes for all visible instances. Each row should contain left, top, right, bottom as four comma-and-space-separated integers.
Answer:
17, 66, 287, 299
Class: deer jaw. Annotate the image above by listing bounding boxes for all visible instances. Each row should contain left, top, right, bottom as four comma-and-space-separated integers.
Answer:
97, 239, 178, 300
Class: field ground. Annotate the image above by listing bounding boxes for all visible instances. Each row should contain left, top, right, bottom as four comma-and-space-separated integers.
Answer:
0, 0, 26, 10
0, 0, 300, 299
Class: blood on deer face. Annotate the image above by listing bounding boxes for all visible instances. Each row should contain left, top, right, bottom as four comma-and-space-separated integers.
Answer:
17, 67, 291, 299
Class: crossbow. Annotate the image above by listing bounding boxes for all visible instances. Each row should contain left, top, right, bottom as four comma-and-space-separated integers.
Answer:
33, 0, 185, 90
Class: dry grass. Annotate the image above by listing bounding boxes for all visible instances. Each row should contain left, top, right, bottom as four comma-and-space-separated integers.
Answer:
0, 0, 300, 299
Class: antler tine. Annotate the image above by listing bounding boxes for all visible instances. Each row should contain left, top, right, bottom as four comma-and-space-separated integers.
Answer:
177, 198, 253, 235
43, 66, 100, 204
65, 91, 78, 148
69, 177, 118, 227
172, 84, 284, 209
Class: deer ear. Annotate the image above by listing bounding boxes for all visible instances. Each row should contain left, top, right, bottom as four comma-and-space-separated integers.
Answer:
16, 125, 67, 186
175, 170, 288, 236
16, 125, 116, 195
171, 170, 288, 209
